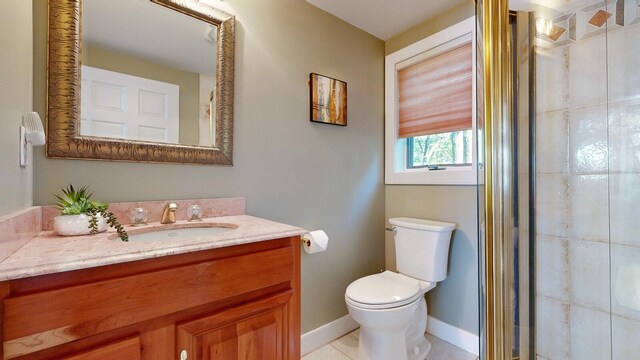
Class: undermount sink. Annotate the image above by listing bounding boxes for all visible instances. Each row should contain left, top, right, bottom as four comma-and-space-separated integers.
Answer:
126, 224, 237, 242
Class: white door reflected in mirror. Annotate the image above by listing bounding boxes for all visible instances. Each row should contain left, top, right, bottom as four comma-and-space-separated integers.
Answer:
81, 66, 180, 143
81, 0, 218, 147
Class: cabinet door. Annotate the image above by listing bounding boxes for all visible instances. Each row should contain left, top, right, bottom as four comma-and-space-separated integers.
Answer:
60, 336, 141, 360
177, 291, 292, 360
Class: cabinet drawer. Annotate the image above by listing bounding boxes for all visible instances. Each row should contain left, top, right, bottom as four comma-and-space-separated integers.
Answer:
3, 246, 294, 358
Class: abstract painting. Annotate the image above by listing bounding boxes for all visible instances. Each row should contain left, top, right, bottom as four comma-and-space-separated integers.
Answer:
310, 73, 347, 126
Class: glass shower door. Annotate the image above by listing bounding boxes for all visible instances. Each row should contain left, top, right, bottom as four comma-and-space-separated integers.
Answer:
478, 1, 640, 359
531, 0, 640, 359
607, 3, 640, 357
533, 1, 612, 359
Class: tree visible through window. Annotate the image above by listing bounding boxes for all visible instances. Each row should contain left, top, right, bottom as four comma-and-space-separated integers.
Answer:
407, 129, 472, 168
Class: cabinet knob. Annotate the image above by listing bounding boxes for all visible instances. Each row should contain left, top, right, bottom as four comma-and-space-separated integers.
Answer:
180, 349, 188, 360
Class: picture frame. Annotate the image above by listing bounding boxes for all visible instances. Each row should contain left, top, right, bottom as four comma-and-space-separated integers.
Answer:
309, 73, 347, 126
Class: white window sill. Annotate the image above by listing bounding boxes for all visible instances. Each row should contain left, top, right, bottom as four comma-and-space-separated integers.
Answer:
385, 166, 476, 185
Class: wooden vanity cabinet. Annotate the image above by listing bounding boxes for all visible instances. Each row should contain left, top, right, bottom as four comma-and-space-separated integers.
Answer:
60, 337, 142, 360
0, 236, 301, 360
178, 291, 292, 359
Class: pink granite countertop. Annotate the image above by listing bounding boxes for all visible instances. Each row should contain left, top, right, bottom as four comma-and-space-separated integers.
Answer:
0, 215, 306, 281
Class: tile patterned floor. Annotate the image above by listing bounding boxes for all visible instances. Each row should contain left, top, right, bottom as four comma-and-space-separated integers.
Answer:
303, 329, 479, 360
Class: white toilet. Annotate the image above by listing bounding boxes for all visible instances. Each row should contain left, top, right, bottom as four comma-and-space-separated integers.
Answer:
345, 217, 455, 360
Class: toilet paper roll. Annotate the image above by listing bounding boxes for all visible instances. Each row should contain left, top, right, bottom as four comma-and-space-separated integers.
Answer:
302, 230, 329, 254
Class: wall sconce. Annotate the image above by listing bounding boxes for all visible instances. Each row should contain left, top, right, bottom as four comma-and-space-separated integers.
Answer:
19, 112, 45, 167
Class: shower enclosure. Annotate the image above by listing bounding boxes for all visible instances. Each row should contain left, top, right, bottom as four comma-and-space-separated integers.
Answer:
477, 0, 640, 359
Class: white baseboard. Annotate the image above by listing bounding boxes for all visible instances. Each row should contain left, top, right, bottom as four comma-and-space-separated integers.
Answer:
301, 314, 359, 356
426, 315, 479, 356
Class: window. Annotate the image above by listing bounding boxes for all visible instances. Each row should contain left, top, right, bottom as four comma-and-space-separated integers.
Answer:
385, 17, 476, 185
407, 130, 472, 168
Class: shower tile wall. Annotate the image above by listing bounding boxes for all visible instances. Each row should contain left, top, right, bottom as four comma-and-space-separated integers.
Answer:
534, 1, 640, 359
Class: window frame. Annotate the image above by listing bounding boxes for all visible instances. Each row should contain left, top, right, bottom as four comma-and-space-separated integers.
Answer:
385, 17, 477, 185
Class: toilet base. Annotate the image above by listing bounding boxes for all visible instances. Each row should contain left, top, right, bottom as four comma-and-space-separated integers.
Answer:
407, 336, 432, 360
357, 325, 407, 360
356, 328, 432, 360
354, 297, 433, 360
406, 296, 431, 359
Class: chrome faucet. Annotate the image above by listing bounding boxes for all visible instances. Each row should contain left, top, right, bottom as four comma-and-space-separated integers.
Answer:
161, 203, 178, 224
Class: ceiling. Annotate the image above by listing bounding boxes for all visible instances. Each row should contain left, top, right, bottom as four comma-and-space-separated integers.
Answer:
306, 0, 466, 40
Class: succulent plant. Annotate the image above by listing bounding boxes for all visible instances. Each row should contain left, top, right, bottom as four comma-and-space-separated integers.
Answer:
54, 185, 128, 241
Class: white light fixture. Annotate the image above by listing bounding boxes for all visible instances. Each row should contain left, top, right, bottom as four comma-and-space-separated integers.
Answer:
19, 112, 46, 167
535, 17, 553, 37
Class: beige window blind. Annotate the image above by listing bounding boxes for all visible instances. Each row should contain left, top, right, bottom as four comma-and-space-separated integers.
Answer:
397, 42, 473, 139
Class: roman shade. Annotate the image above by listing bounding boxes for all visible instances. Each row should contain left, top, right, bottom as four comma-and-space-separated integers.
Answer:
397, 42, 473, 139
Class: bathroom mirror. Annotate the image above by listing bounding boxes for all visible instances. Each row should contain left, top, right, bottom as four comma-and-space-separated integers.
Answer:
46, 0, 235, 165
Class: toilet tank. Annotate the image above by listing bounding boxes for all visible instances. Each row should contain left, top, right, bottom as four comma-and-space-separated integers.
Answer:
389, 217, 456, 282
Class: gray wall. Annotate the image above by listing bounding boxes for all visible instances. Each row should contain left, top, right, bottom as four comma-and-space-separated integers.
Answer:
32, 0, 385, 333
383, 0, 479, 336
0, 0, 34, 217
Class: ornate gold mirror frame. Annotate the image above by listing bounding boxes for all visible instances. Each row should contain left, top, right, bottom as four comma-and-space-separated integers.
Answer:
46, 0, 235, 165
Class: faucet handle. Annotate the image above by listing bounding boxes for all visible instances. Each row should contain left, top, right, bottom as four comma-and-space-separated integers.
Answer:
129, 207, 149, 226
161, 203, 179, 224
187, 204, 202, 222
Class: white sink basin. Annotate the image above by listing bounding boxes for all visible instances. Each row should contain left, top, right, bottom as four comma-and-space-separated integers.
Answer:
127, 225, 236, 242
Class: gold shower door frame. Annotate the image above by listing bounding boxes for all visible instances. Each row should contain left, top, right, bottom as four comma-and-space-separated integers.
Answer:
477, 1, 534, 359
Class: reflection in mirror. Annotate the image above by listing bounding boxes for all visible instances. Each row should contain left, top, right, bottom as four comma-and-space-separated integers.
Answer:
81, 0, 217, 147
46, 0, 234, 165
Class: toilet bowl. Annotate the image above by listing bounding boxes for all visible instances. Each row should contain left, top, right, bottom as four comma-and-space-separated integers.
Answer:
345, 218, 455, 360
345, 271, 435, 360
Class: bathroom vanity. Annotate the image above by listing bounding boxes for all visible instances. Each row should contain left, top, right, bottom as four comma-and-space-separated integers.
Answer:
0, 200, 304, 360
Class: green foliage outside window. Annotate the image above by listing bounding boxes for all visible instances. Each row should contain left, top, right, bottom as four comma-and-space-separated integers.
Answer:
408, 130, 472, 168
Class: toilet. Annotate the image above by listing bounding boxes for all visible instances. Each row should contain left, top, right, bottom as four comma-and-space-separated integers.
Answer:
345, 217, 455, 360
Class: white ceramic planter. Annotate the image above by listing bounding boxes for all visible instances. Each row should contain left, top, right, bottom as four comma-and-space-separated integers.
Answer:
54, 214, 108, 236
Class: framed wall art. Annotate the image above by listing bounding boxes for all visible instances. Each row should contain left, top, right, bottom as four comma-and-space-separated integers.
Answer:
309, 73, 347, 126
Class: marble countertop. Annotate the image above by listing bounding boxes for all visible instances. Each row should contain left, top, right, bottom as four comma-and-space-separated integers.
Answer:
0, 215, 306, 281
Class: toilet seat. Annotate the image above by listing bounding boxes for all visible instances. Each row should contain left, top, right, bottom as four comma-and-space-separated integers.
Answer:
346, 271, 422, 309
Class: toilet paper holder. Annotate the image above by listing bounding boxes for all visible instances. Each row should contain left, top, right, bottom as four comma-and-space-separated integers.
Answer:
301, 236, 311, 247
300, 230, 329, 254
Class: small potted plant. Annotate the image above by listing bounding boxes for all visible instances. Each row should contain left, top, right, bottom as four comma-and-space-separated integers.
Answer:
53, 185, 129, 241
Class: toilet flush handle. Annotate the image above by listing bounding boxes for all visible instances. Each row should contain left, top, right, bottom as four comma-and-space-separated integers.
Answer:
385, 226, 397, 236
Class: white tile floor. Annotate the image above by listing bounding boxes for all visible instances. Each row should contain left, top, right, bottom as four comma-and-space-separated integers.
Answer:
303, 329, 479, 360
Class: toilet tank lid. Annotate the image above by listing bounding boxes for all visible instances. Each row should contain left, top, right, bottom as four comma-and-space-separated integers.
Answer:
389, 217, 456, 232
